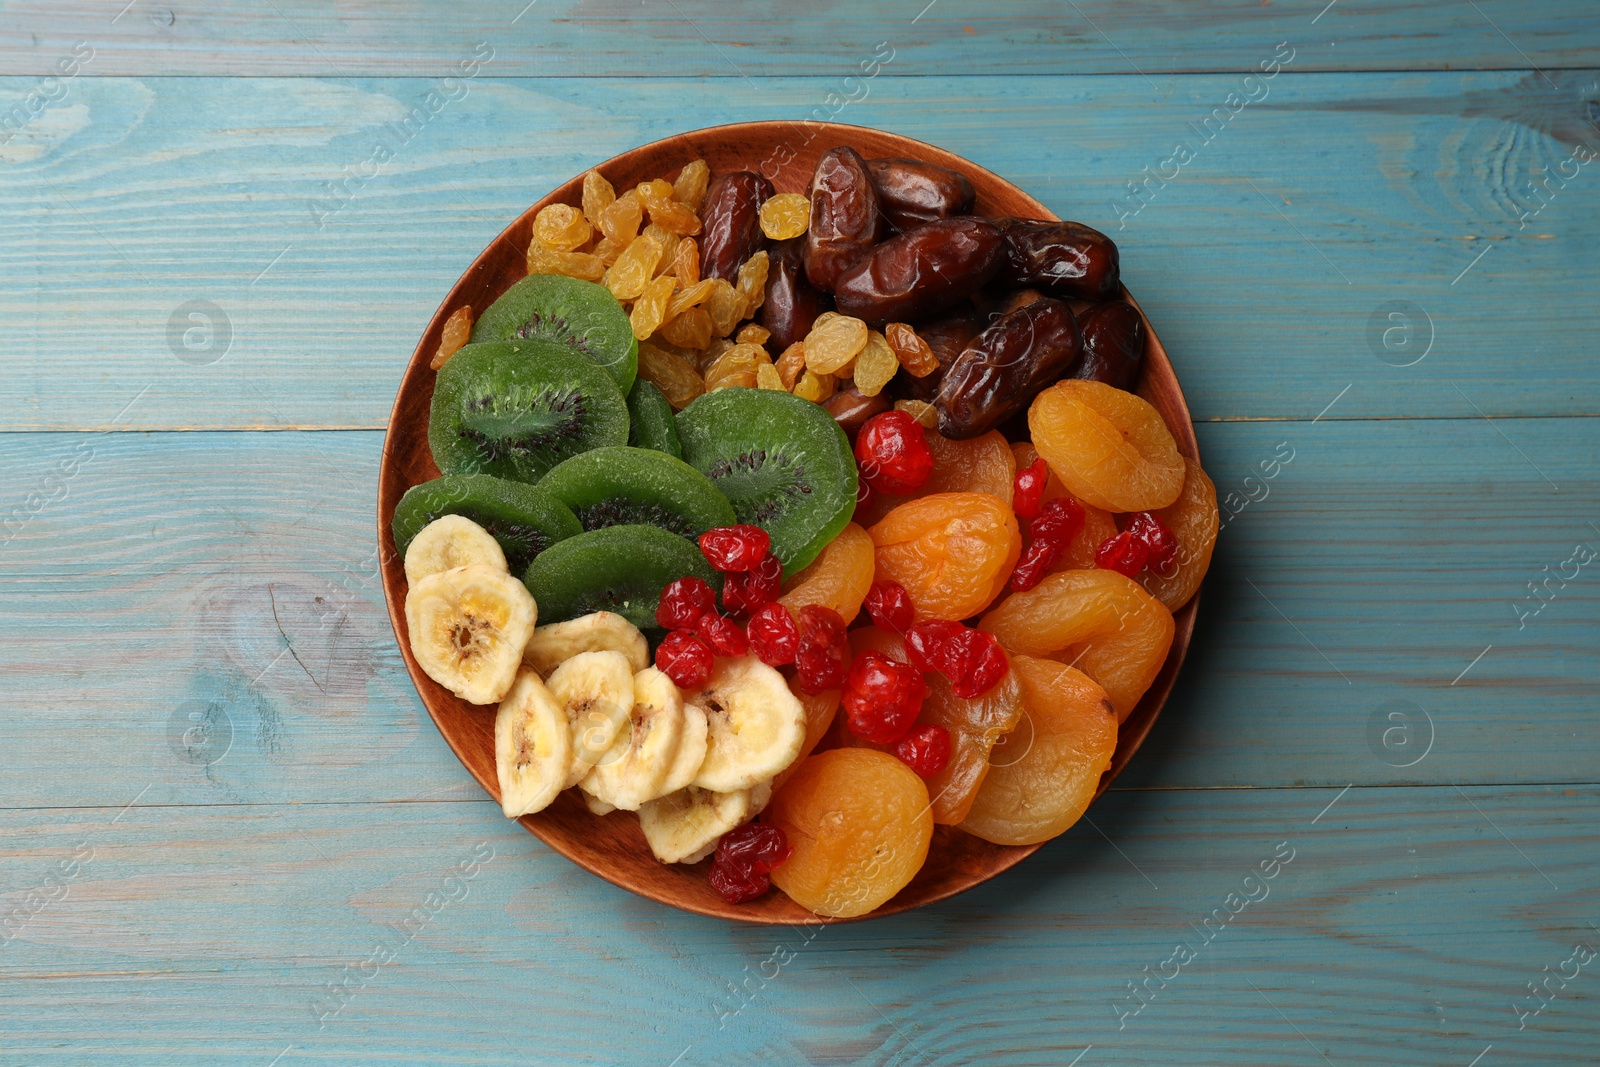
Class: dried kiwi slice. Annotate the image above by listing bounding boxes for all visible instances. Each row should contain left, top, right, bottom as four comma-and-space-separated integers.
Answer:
522, 524, 719, 631
626, 379, 682, 458
675, 389, 858, 577
390, 473, 582, 575
536, 446, 736, 539
471, 274, 637, 393
428, 339, 629, 486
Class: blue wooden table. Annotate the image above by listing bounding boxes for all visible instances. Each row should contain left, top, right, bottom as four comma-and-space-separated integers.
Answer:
1, 2, 1597, 1063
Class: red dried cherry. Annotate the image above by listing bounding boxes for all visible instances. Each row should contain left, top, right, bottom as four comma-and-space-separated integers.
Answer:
795, 643, 850, 694
655, 630, 713, 689
1095, 530, 1150, 578
1009, 535, 1067, 592
895, 724, 952, 777
722, 554, 782, 614
709, 862, 771, 904
1029, 496, 1085, 543
1127, 511, 1179, 576
854, 410, 935, 495
796, 604, 848, 650
656, 576, 717, 630
697, 612, 750, 658
1012, 458, 1049, 522
698, 525, 772, 572
863, 579, 916, 634
948, 628, 1009, 699
904, 619, 966, 675
745, 603, 800, 666
842, 650, 927, 744
715, 821, 792, 875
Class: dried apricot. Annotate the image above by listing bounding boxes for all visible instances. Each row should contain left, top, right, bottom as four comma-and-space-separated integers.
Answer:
766, 748, 933, 918
779, 523, 875, 623
772, 682, 840, 792
870, 492, 1020, 621
430, 305, 473, 370
1010, 442, 1116, 570
637, 341, 705, 410
847, 626, 1025, 824
1138, 456, 1217, 610
980, 569, 1173, 721
857, 430, 1017, 527
759, 192, 812, 240
960, 655, 1116, 845
1030, 379, 1184, 512
533, 203, 593, 252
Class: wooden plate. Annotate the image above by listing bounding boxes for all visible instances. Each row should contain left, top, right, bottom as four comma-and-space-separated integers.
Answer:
378, 121, 1199, 924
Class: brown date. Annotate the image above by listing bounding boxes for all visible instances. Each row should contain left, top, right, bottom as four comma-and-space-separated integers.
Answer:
823, 386, 891, 436
700, 171, 774, 281
900, 309, 981, 402
804, 146, 882, 292
759, 238, 829, 351
866, 158, 976, 231
833, 216, 1005, 327
935, 297, 1083, 440
1072, 300, 1146, 391
992, 218, 1120, 300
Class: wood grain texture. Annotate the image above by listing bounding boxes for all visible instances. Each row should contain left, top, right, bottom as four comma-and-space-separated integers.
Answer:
0, 0, 1594, 76
0, 417, 1592, 812
0, 71, 1597, 430
0, 786, 1593, 1065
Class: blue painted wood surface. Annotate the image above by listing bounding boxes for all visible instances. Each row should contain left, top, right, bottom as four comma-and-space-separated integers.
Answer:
0, 2, 1596, 1064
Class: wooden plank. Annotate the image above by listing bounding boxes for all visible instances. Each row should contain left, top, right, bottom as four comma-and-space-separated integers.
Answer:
0, 418, 1593, 809
0, 785, 1594, 1064
0, 1, 1594, 76
1, 72, 1595, 431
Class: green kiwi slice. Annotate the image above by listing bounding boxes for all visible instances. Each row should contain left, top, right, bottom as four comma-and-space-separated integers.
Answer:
674, 388, 858, 577
470, 274, 637, 393
536, 446, 736, 539
626, 379, 682, 458
390, 473, 583, 574
522, 524, 719, 631
428, 339, 629, 485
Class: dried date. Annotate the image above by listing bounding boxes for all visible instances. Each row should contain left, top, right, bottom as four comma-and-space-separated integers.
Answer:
992, 218, 1120, 300
804, 146, 882, 292
866, 158, 976, 230
700, 171, 774, 281
833, 217, 1004, 326
823, 385, 892, 435
935, 297, 1084, 439
899, 309, 981, 401
759, 238, 830, 351
1072, 300, 1145, 391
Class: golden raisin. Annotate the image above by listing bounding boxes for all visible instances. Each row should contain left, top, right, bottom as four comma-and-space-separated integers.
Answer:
672, 237, 700, 286
597, 190, 643, 245
803, 314, 869, 375
894, 399, 937, 428
704, 342, 770, 391
603, 234, 663, 301
775, 342, 807, 389
637, 341, 705, 410
657, 308, 714, 350
532, 203, 592, 252
853, 330, 899, 397
736, 323, 771, 346
635, 178, 675, 207
756, 362, 786, 391
430, 305, 473, 370
703, 279, 745, 336
758, 192, 812, 240
592, 236, 624, 266
527, 244, 605, 282
664, 277, 718, 320
672, 158, 710, 211
642, 223, 679, 274
648, 198, 703, 236
735, 250, 770, 318
581, 169, 615, 229
629, 275, 676, 340
885, 322, 939, 377
793, 370, 837, 403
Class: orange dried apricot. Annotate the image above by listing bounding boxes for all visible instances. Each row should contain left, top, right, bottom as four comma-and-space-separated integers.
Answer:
857, 430, 1017, 527
960, 655, 1116, 845
980, 569, 1173, 721
845, 626, 1025, 824
767, 748, 933, 918
1139, 457, 1218, 611
869, 492, 1020, 621
1010, 442, 1117, 570
1029, 379, 1184, 512
771, 682, 840, 792
778, 523, 875, 623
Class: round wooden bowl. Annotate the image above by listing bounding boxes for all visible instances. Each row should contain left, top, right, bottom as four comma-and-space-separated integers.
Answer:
378, 122, 1199, 924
